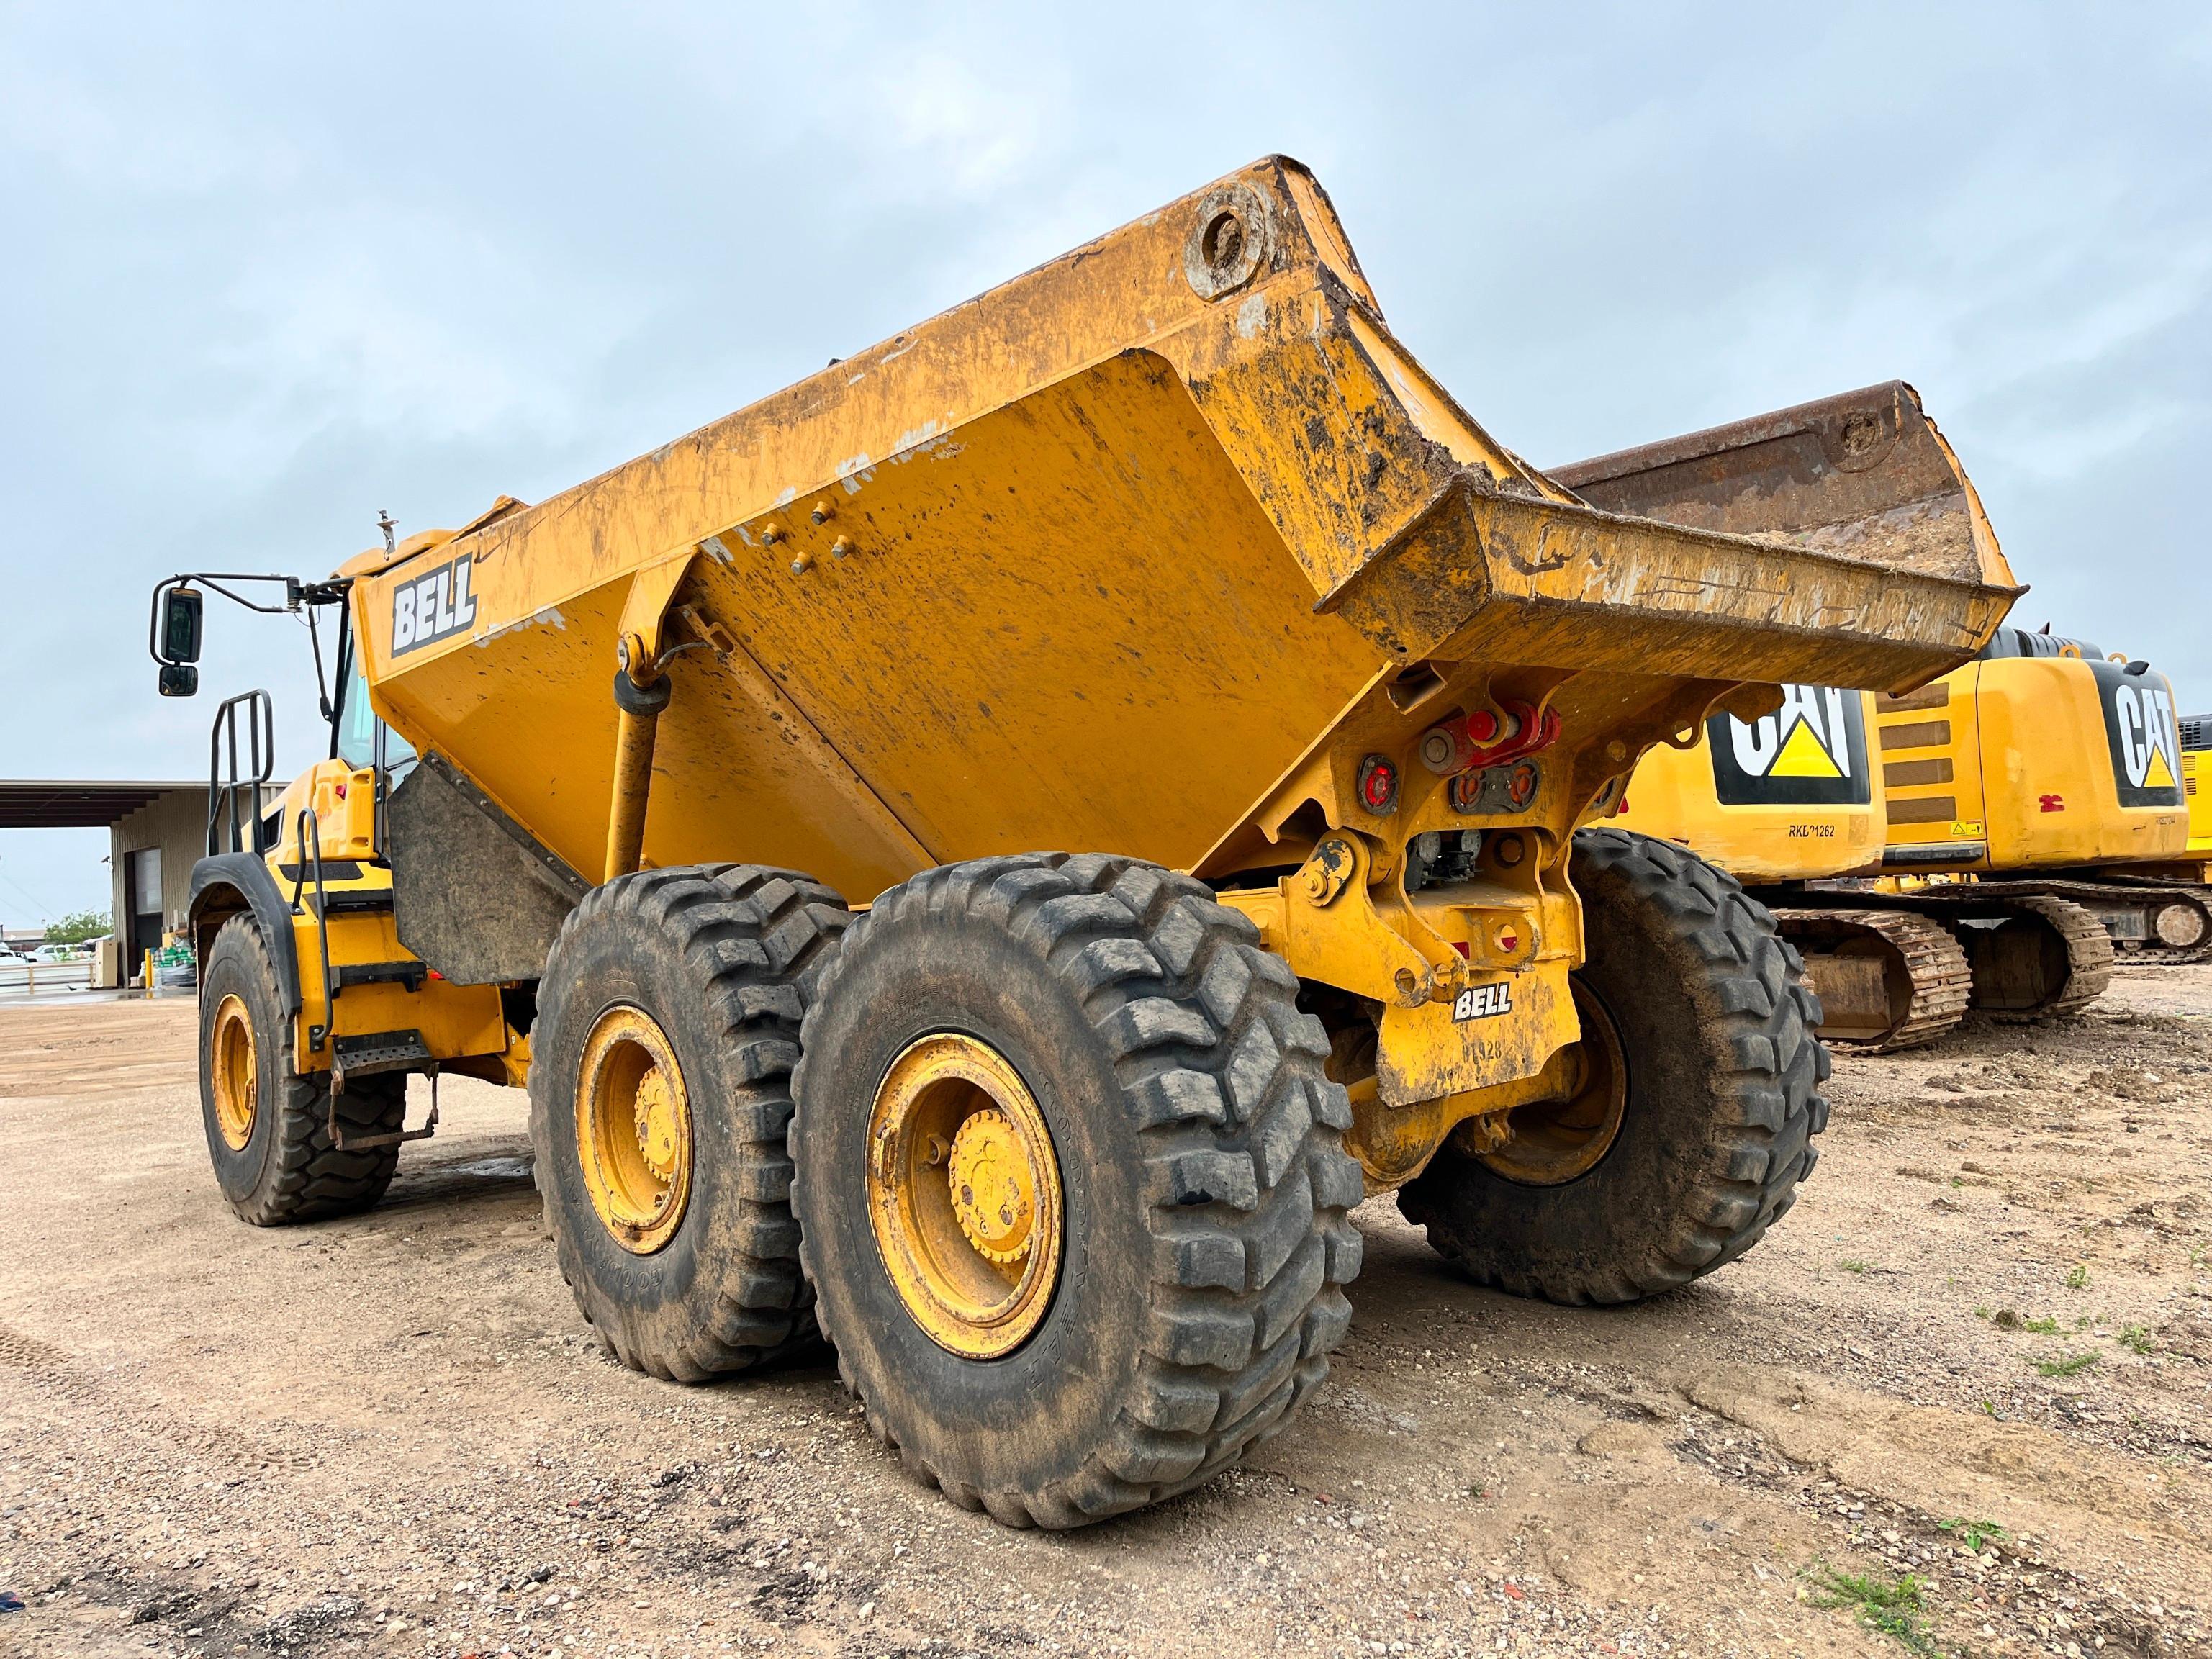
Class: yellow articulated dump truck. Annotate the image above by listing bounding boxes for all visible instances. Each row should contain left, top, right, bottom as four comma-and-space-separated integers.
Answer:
147, 159, 2017, 1529
1558, 385, 1985, 1050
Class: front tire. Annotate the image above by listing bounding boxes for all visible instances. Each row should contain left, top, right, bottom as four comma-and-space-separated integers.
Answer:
529, 864, 850, 1380
793, 854, 1363, 1528
1398, 828, 1829, 1303
198, 914, 405, 1225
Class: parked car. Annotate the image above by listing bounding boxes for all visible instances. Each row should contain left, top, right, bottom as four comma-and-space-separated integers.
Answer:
30, 942, 88, 962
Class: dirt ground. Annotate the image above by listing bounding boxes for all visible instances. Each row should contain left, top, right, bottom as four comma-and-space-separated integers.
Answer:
2, 971, 2208, 1659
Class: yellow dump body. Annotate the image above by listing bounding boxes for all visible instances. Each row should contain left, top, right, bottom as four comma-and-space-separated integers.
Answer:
350, 177, 2007, 892
322, 160, 2016, 1161
1877, 635, 2189, 873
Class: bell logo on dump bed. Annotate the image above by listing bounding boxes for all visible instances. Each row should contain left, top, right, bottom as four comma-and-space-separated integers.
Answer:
390, 553, 479, 656
2093, 661, 2184, 807
1707, 684, 1870, 807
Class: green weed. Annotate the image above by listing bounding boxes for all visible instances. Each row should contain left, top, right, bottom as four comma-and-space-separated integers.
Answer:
1841, 1259, 1874, 1275
2065, 1262, 2090, 1289
1805, 1565, 1944, 1655
1936, 1517, 2007, 1552
2020, 1315, 2059, 1334
2033, 1351, 2098, 1378
2119, 1326, 2155, 1355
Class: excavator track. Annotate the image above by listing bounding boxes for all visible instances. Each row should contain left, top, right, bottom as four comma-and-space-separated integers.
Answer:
1982, 877, 2212, 967
1771, 907, 1972, 1052
1902, 892, 2116, 1020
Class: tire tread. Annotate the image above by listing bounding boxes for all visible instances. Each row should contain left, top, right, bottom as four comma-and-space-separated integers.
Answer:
206, 915, 405, 1226
794, 852, 1361, 1527
1402, 828, 1827, 1304
530, 863, 850, 1379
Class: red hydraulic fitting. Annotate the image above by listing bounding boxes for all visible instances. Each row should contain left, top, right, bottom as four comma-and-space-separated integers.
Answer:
1418, 705, 1512, 774
1417, 700, 1558, 777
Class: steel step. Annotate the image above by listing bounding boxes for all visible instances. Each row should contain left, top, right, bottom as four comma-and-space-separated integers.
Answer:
331, 1029, 434, 1085
335, 959, 428, 991
313, 887, 395, 918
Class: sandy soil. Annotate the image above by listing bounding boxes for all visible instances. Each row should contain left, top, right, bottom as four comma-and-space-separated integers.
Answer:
1, 970, 2208, 1659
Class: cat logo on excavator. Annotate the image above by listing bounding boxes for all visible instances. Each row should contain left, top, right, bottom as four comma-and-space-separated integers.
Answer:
2096, 663, 2183, 806
1707, 684, 1872, 808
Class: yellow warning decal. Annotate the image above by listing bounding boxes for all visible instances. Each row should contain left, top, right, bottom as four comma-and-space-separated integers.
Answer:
1769, 716, 1845, 778
2144, 746, 2177, 790
1951, 820, 1983, 837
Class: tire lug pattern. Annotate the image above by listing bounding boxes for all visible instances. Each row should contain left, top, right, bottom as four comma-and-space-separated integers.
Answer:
530, 863, 851, 1379
1402, 827, 1830, 1303
793, 851, 1363, 1528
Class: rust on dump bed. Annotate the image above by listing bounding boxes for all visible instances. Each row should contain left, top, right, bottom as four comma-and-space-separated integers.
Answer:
1552, 381, 2016, 587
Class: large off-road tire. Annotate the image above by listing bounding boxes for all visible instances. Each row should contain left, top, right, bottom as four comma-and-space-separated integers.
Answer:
792, 853, 1363, 1529
198, 913, 406, 1226
1399, 828, 1829, 1303
529, 864, 850, 1381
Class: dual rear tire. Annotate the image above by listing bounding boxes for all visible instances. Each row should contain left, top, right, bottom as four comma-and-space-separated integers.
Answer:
528, 854, 1362, 1527
527, 865, 852, 1379
525, 833, 1823, 1526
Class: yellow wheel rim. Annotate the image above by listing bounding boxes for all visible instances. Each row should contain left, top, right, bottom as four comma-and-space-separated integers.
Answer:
865, 1034, 1063, 1360
575, 1005, 693, 1255
209, 993, 258, 1151
1479, 979, 1630, 1186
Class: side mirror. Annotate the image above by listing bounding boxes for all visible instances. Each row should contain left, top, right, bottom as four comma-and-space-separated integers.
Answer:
158, 663, 199, 697
159, 584, 204, 664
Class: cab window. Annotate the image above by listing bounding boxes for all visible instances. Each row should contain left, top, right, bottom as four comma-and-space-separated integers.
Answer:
334, 653, 415, 774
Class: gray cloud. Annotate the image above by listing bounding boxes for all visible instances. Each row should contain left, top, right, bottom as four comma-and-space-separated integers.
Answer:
4, 2, 2206, 917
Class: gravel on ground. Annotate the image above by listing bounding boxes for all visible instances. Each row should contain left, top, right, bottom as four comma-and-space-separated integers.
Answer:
2, 968, 2208, 1658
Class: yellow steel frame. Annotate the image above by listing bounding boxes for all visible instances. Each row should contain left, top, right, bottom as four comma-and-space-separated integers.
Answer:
259, 758, 508, 1074
1213, 663, 1774, 1188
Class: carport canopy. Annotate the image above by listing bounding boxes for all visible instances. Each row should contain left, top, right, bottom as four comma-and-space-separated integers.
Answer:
0, 781, 204, 829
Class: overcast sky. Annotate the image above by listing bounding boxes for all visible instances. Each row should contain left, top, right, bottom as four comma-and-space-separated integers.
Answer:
3, 4, 2208, 923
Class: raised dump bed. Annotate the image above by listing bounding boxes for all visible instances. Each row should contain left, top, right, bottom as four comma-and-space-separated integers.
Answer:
163, 158, 2019, 1529
363, 218, 2013, 913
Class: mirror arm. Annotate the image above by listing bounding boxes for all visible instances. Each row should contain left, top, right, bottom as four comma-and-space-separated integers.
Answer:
307, 605, 330, 722
150, 571, 354, 662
